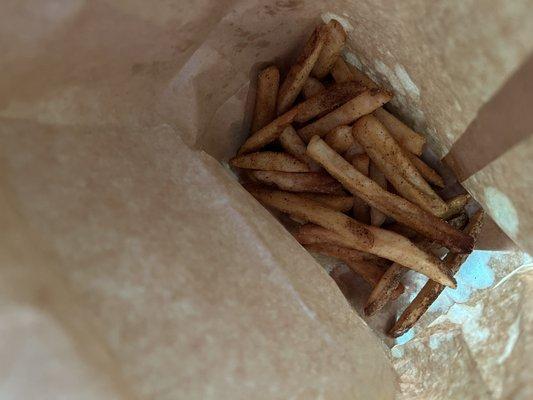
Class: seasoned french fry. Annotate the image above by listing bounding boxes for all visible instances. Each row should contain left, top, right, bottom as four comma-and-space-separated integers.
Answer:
365, 263, 406, 316
369, 162, 387, 226
304, 243, 404, 299
389, 210, 485, 337
306, 244, 381, 284
343, 142, 365, 162
387, 212, 468, 242
345, 264, 404, 301
248, 170, 343, 194
298, 193, 353, 212
405, 151, 445, 188
365, 214, 469, 316
303, 242, 380, 265
385, 223, 418, 239
353, 115, 448, 216
288, 215, 308, 224
288, 194, 352, 223
295, 82, 365, 124
279, 125, 320, 170
331, 57, 357, 84
293, 223, 389, 267
331, 57, 377, 87
344, 259, 389, 288
330, 57, 353, 83
306, 136, 474, 253
230, 152, 310, 172
312, 20, 347, 78
373, 108, 426, 156
277, 25, 327, 114
351, 154, 370, 224
248, 186, 456, 287
441, 194, 470, 219
324, 125, 354, 153
298, 89, 392, 142
238, 108, 298, 154
351, 154, 369, 175
251, 66, 280, 133
345, 61, 379, 89
302, 77, 326, 99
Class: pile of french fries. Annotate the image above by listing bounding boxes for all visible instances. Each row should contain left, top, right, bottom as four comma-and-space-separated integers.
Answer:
231, 20, 484, 337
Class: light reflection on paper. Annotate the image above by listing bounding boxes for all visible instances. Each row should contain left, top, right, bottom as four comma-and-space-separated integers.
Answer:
393, 250, 530, 347
395, 329, 414, 346
432, 250, 496, 312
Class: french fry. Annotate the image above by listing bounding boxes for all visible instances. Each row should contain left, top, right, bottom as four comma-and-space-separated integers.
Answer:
369, 162, 387, 226
365, 214, 469, 316
373, 108, 426, 156
389, 210, 485, 337
365, 263, 406, 316
298, 193, 353, 212
247, 186, 456, 287
386, 211, 468, 242
312, 20, 347, 78
298, 89, 392, 142
295, 82, 365, 124
386, 209, 469, 247
306, 136, 474, 253
277, 25, 327, 114
304, 243, 404, 299
342, 260, 389, 288
324, 125, 354, 154
279, 125, 320, 170
385, 223, 418, 239
405, 151, 445, 188
330, 57, 367, 86
353, 115, 448, 216
332, 58, 378, 88
302, 77, 326, 99
352, 202, 370, 225
351, 154, 370, 175
330, 57, 353, 83
305, 244, 381, 284
293, 223, 389, 267
303, 242, 380, 266
251, 66, 280, 133
288, 194, 352, 222
288, 215, 308, 224
345, 61, 379, 89
238, 108, 298, 154
441, 194, 470, 219
351, 154, 370, 224
343, 142, 365, 162
230, 152, 310, 172
248, 170, 344, 194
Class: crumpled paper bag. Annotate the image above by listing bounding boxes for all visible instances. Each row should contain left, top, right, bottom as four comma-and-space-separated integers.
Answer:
1, 0, 532, 399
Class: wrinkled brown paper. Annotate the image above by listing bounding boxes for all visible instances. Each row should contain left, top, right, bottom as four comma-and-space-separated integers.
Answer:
1, 1, 532, 399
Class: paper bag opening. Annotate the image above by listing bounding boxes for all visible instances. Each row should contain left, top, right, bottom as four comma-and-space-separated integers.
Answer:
1, 1, 532, 399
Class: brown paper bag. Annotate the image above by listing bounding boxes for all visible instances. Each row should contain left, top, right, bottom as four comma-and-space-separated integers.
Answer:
1, 1, 532, 399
